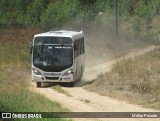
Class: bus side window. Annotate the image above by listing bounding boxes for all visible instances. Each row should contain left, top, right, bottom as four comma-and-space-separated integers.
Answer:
74, 40, 78, 58
79, 39, 82, 54
74, 38, 84, 58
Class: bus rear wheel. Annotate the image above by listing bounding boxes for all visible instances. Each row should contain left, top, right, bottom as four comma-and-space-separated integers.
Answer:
36, 82, 41, 87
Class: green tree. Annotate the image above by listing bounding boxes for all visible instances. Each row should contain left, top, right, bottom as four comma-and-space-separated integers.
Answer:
40, 0, 80, 28
0, 0, 29, 26
25, 0, 46, 26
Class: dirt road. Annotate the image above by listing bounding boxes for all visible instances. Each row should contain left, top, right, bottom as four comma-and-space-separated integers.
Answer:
29, 45, 160, 121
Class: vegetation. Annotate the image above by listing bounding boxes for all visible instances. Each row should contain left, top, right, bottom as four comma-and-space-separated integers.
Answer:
84, 49, 160, 109
0, 28, 71, 121
0, 0, 159, 36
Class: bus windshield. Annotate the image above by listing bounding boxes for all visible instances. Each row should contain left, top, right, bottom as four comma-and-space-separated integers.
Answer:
33, 45, 73, 72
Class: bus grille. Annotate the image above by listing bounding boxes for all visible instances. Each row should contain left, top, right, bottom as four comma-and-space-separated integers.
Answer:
45, 77, 59, 80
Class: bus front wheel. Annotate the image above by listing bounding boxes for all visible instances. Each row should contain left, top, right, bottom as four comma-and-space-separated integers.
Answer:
68, 82, 74, 87
36, 82, 41, 87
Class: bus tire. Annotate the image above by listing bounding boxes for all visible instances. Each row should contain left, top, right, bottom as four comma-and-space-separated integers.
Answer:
36, 82, 41, 87
69, 82, 74, 87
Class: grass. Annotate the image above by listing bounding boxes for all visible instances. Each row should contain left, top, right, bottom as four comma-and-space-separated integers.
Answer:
52, 85, 72, 97
0, 28, 72, 121
84, 48, 160, 109
0, 66, 72, 121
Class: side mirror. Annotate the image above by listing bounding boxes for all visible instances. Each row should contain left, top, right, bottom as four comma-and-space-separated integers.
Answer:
29, 43, 33, 54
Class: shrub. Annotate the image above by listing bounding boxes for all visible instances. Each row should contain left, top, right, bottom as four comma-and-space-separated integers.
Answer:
0, 0, 29, 26
25, 0, 46, 27
40, 0, 80, 29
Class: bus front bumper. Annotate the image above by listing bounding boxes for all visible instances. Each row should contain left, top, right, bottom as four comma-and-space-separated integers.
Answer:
32, 74, 74, 83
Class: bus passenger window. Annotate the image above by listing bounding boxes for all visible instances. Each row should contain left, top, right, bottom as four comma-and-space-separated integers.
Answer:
78, 39, 81, 55
74, 41, 78, 58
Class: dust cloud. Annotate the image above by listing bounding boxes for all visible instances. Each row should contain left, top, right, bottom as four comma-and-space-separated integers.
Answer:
61, 17, 150, 86
60, 18, 153, 86
61, 17, 150, 69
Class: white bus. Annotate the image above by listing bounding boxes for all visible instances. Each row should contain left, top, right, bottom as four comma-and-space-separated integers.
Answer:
30, 30, 85, 87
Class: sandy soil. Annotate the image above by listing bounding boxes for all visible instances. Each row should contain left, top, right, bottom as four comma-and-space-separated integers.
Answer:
29, 45, 160, 121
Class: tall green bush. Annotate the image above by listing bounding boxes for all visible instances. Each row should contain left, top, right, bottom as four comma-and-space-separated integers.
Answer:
40, 0, 80, 28
0, 0, 29, 26
0, 0, 159, 31
132, 15, 142, 33
132, 0, 160, 32
25, 0, 46, 26
118, 0, 134, 18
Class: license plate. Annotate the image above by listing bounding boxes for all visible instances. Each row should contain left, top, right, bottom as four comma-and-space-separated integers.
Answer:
44, 73, 61, 77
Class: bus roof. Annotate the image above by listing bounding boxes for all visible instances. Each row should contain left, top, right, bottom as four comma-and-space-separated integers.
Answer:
34, 30, 84, 40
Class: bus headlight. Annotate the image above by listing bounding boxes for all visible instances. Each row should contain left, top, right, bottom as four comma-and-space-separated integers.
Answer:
63, 69, 73, 76
33, 69, 42, 75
